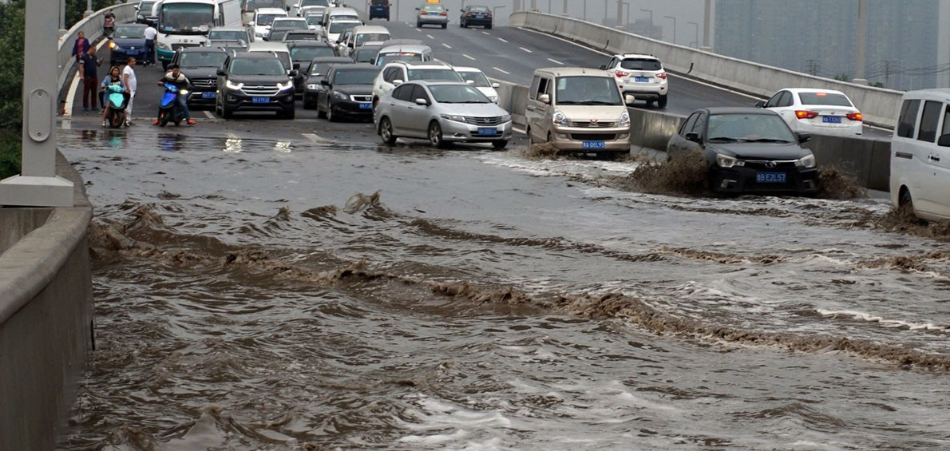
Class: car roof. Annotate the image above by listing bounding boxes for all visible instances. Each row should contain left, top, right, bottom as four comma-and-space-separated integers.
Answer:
453, 66, 482, 73
230, 51, 281, 60
388, 60, 450, 69
704, 107, 780, 115
380, 38, 424, 46
310, 56, 354, 63
535, 67, 611, 77
899, 88, 950, 102
781, 88, 849, 96
274, 17, 307, 22
180, 47, 228, 54
331, 63, 380, 70
117, 23, 146, 28
412, 81, 467, 87
247, 42, 290, 52
256, 7, 286, 14
615, 53, 659, 60
353, 25, 389, 33
289, 40, 332, 47
211, 26, 247, 32
379, 44, 431, 53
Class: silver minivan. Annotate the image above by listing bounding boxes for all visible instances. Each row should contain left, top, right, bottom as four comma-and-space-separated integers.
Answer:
890, 89, 950, 221
525, 67, 635, 158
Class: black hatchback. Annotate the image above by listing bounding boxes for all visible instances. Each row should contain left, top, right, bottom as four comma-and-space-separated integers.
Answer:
369, 0, 390, 20
666, 107, 819, 195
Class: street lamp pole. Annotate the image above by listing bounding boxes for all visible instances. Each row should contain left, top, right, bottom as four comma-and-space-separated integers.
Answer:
563, 0, 568, 15
664, 15, 676, 44
687, 21, 699, 48
640, 8, 652, 23
583, 0, 588, 20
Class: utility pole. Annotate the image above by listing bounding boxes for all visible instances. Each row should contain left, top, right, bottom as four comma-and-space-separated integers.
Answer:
616, 0, 623, 29
853, 0, 869, 85
702, 0, 712, 51
563, 0, 568, 15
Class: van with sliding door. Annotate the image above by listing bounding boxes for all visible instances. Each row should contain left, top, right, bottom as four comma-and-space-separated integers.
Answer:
890, 89, 950, 221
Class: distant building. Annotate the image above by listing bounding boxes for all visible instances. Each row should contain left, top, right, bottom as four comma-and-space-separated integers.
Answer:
714, 0, 946, 90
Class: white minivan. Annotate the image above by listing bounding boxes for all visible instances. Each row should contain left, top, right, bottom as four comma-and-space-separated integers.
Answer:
890, 89, 950, 221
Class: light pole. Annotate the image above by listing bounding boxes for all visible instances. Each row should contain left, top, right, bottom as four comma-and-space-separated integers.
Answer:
603, 0, 608, 24
640, 8, 652, 23
562, 0, 568, 15
687, 21, 699, 48
623, 2, 630, 28
583, 0, 588, 20
664, 15, 676, 44
547, 0, 552, 14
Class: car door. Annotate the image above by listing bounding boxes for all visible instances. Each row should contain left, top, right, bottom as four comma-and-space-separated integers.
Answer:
668, 112, 700, 154
404, 84, 432, 137
931, 102, 950, 217
915, 100, 944, 214
387, 84, 413, 134
525, 75, 551, 142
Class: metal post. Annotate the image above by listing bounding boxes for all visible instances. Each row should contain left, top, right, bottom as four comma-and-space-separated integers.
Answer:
853, 0, 868, 84
702, 0, 712, 51
0, 0, 76, 207
562, 0, 568, 15
615, 0, 623, 28
664, 15, 676, 44
939, 0, 950, 88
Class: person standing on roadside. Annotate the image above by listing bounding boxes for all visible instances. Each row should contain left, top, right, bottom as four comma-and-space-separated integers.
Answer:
123, 57, 138, 125
79, 46, 102, 112
144, 23, 158, 66
71, 31, 91, 63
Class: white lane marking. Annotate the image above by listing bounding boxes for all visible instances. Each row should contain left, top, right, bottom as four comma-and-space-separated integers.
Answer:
442, 43, 452, 49
462, 54, 476, 61
64, 39, 111, 116
492, 66, 510, 75
519, 47, 533, 53
303, 133, 330, 143
203, 111, 214, 119
427, 34, 435, 39
498, 37, 508, 43
547, 58, 564, 65
482, 31, 489, 35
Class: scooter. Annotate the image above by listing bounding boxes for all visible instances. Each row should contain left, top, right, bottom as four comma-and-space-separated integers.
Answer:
157, 82, 189, 127
102, 84, 129, 128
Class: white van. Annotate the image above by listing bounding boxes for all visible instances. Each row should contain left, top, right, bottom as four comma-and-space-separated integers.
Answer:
890, 89, 950, 221
250, 7, 288, 40
525, 67, 635, 158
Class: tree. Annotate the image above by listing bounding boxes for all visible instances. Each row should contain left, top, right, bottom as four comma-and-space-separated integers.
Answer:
0, 0, 24, 179
833, 73, 851, 83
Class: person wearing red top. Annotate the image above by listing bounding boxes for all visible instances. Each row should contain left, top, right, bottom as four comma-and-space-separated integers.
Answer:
71, 31, 91, 63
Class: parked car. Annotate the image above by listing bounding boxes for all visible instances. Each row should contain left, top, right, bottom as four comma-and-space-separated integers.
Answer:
373, 40, 433, 67
372, 60, 464, 106
666, 107, 819, 195
454, 66, 500, 104
369, 0, 390, 20
525, 67, 634, 158
416, 2, 449, 28
459, 5, 492, 29
215, 51, 296, 119
316, 64, 381, 121
108, 24, 148, 65
757, 88, 864, 137
250, 8, 288, 40
288, 41, 339, 95
890, 89, 950, 221
207, 27, 252, 48
302, 56, 355, 109
600, 53, 668, 108
292, 0, 332, 17
375, 81, 512, 149
170, 47, 229, 108
135, 0, 159, 26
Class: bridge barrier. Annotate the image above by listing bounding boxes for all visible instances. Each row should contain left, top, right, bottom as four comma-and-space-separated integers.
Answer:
509, 11, 903, 130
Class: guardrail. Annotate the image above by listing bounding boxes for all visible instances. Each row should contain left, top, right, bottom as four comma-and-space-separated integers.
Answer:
57, 3, 138, 101
509, 11, 903, 129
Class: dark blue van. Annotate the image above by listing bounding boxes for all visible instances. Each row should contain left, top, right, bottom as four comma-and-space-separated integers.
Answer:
369, 0, 390, 20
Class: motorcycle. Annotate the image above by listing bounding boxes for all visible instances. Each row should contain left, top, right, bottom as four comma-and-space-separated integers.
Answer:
157, 82, 189, 127
102, 84, 129, 128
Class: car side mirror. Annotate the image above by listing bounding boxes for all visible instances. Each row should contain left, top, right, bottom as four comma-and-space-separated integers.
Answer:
624, 94, 636, 105
538, 93, 550, 104
798, 132, 812, 144
491, 82, 500, 88
599, 64, 606, 70
216, 69, 226, 76
320, 79, 329, 85
685, 132, 701, 144
393, 79, 403, 85
755, 100, 766, 108
415, 98, 429, 106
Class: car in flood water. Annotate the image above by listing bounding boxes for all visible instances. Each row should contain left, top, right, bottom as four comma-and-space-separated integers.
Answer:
890, 89, 950, 221
667, 107, 819, 195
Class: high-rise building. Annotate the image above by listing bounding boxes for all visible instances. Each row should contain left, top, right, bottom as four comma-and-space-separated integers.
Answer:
714, 0, 945, 90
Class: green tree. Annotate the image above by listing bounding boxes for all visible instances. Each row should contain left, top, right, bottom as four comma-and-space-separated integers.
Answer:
0, 0, 24, 179
833, 73, 851, 82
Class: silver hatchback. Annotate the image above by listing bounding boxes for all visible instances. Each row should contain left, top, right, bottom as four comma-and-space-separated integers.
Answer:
416, 3, 449, 28
375, 81, 512, 149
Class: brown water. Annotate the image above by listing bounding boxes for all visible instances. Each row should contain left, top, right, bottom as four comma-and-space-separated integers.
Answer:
60, 129, 950, 450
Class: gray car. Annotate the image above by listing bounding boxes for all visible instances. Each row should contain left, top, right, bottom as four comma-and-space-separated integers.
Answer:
374, 81, 512, 149
416, 3, 449, 28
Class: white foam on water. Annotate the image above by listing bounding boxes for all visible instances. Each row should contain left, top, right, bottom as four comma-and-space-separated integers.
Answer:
817, 309, 950, 333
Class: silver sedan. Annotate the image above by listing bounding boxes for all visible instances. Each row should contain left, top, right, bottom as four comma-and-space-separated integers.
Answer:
375, 81, 512, 149
416, 4, 449, 28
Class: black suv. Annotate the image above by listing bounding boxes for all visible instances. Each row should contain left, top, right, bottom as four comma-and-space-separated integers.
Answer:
316, 64, 380, 122
302, 56, 354, 109
170, 47, 229, 109
215, 52, 297, 119
288, 41, 339, 96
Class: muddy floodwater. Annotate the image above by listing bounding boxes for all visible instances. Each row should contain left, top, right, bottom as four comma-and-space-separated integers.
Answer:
59, 129, 950, 450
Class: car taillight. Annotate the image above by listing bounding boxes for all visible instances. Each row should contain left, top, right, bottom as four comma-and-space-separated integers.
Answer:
847, 112, 863, 121
615, 71, 628, 77
656, 72, 667, 79
795, 110, 819, 119
440, 11, 447, 16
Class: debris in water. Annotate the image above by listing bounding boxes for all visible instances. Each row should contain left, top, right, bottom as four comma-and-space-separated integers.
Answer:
343, 190, 382, 214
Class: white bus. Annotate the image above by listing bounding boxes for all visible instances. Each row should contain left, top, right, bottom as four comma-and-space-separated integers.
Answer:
156, 0, 243, 69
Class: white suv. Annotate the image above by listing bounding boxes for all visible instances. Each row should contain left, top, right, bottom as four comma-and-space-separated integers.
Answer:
372, 60, 463, 105
890, 89, 950, 221
600, 53, 668, 108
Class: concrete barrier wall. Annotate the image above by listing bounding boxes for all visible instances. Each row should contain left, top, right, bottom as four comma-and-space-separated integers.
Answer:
510, 11, 903, 129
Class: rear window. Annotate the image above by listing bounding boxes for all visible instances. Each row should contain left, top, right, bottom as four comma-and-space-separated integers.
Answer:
897, 99, 920, 138
407, 69, 463, 82
798, 92, 853, 107
469, 6, 489, 12
620, 58, 661, 71
371, 0, 388, 4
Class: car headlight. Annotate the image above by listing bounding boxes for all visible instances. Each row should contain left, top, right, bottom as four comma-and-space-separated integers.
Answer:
552, 109, 568, 126
307, 84, 318, 90
225, 80, 244, 90
277, 81, 293, 91
489, 95, 499, 103
158, 41, 169, 50
619, 111, 631, 128
716, 153, 744, 168
441, 113, 465, 122
797, 153, 816, 169
332, 91, 347, 100
109, 41, 120, 50
137, 14, 144, 20
501, 114, 511, 123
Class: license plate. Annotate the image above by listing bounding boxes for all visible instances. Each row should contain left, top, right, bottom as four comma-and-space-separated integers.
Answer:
582, 141, 606, 149
477, 127, 497, 136
634, 77, 649, 83
476, 14, 484, 18
252, 97, 269, 104
756, 172, 787, 183
428, 12, 439, 15
202, 92, 216, 99
822, 116, 842, 124
359, 102, 372, 109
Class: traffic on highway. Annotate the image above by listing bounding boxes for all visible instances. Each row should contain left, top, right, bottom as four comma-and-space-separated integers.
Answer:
58, 1, 950, 449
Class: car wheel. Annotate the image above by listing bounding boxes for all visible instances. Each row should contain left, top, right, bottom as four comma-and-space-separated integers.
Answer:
657, 95, 668, 109
416, 21, 422, 27
492, 140, 508, 150
161, 60, 168, 71
379, 117, 397, 145
222, 104, 233, 119
899, 187, 916, 217
486, 24, 492, 29
527, 126, 536, 144
546, 131, 553, 143
460, 20, 465, 28
326, 102, 336, 122
303, 96, 315, 110
441, 23, 447, 29
428, 121, 447, 148
159, 112, 169, 127
283, 107, 295, 120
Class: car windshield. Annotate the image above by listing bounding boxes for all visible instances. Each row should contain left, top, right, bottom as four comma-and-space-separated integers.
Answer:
180, 52, 228, 67
300, 0, 330, 6
305, 16, 322, 25
798, 92, 854, 107
140, 1, 155, 13
273, 19, 308, 30
114, 25, 145, 38
328, 21, 359, 34
458, 71, 490, 87
555, 76, 623, 105
291, 46, 336, 61
707, 113, 797, 143
430, 85, 491, 104
376, 52, 421, 66
160, 4, 214, 33
334, 69, 379, 84
356, 33, 390, 47
257, 14, 283, 26
209, 30, 246, 41
355, 48, 380, 63
245, 0, 283, 10
469, 6, 490, 12
286, 32, 318, 41
620, 58, 662, 71
422, 5, 445, 12
371, 0, 388, 4
231, 58, 286, 76
407, 69, 464, 82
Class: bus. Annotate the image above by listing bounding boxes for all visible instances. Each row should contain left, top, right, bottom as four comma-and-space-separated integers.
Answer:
156, 0, 243, 69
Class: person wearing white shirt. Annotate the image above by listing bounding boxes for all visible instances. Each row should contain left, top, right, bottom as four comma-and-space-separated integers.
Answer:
123, 57, 138, 125
144, 24, 158, 66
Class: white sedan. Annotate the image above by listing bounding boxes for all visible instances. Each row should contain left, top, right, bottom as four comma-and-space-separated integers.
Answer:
757, 88, 863, 137
453, 67, 500, 104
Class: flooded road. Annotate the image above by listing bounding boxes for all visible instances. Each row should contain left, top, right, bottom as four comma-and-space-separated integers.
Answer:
59, 126, 950, 450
